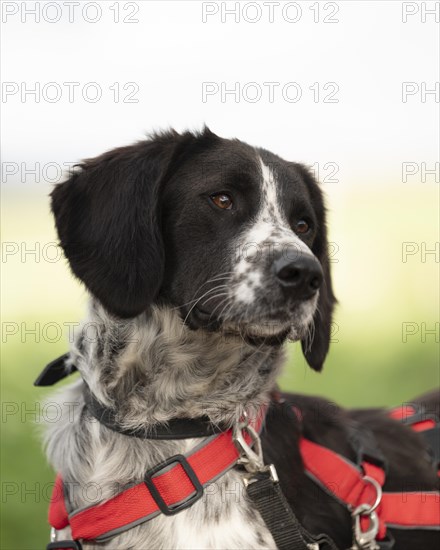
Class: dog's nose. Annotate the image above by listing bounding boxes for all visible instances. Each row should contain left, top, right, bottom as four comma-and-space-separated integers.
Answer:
272, 252, 323, 299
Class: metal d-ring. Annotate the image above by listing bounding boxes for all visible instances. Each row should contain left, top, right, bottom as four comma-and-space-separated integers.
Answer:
352, 475, 383, 516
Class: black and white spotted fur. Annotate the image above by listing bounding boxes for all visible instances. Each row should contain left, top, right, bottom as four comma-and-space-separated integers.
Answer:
45, 128, 439, 549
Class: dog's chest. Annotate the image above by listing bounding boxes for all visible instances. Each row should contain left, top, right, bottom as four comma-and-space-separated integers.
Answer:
167, 470, 276, 549
79, 438, 275, 549
94, 469, 277, 549
171, 504, 275, 549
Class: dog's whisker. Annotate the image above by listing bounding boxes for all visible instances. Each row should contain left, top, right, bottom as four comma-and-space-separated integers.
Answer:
203, 294, 230, 317
174, 275, 233, 311
184, 278, 243, 323
303, 321, 314, 353
202, 293, 230, 321
182, 284, 231, 326
201, 292, 229, 305
215, 299, 235, 324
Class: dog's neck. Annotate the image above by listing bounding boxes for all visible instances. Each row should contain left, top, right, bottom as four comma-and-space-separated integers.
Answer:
71, 300, 285, 431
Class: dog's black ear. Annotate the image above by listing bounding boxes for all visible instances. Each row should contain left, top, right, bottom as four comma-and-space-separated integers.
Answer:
51, 133, 179, 318
297, 165, 336, 371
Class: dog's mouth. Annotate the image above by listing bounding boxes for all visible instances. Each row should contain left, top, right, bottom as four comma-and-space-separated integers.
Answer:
186, 304, 306, 346
222, 322, 292, 346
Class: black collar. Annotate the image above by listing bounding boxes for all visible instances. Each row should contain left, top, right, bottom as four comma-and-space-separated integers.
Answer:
35, 354, 227, 439
84, 388, 226, 439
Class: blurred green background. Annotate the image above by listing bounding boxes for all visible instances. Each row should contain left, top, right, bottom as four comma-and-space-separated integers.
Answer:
1, 181, 438, 549
2, 0, 439, 545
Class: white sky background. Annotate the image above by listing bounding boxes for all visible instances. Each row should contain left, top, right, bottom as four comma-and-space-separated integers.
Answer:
1, 0, 439, 188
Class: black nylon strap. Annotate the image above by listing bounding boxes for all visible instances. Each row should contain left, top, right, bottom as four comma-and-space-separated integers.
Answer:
34, 355, 227, 439
34, 353, 77, 386
347, 421, 388, 472
246, 471, 339, 550
84, 388, 227, 439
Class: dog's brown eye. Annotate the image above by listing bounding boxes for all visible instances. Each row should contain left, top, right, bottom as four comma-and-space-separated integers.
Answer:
210, 193, 233, 210
296, 220, 309, 234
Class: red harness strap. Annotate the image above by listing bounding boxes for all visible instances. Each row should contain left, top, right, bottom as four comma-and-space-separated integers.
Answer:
49, 414, 265, 542
300, 437, 440, 540
49, 403, 440, 545
300, 403, 440, 541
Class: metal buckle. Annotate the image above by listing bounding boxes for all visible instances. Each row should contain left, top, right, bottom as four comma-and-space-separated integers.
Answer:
144, 454, 203, 515
233, 411, 278, 485
350, 476, 383, 549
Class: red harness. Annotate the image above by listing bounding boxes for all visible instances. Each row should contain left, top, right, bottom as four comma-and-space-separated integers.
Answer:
48, 403, 440, 548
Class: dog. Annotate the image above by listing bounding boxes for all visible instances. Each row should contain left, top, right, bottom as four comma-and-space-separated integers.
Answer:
44, 128, 439, 549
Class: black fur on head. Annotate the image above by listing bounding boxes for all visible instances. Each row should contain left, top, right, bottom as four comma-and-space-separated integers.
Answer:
51, 131, 177, 318
52, 128, 335, 369
295, 164, 336, 371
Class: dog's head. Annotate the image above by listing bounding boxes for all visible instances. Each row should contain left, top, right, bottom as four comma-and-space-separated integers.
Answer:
51, 128, 335, 370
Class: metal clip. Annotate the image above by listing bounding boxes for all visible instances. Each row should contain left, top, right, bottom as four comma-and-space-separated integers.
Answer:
351, 506, 380, 549
233, 412, 278, 485
350, 476, 382, 549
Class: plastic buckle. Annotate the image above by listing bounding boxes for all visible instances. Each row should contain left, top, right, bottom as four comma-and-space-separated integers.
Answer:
47, 540, 82, 549
400, 410, 440, 469
144, 454, 203, 516
400, 410, 435, 426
